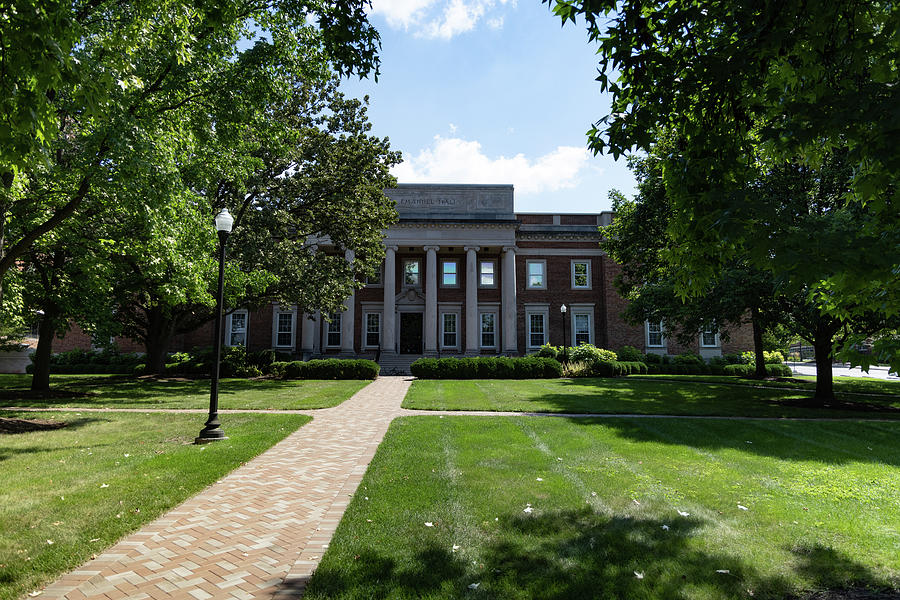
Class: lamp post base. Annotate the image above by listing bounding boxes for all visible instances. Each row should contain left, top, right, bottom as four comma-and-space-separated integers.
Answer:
195, 423, 227, 444
194, 433, 228, 444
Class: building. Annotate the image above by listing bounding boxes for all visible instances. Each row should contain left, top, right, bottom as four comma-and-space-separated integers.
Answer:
206, 184, 750, 370
13, 184, 751, 374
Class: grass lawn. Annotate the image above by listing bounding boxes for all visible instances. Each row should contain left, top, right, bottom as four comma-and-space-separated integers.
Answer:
402, 378, 900, 419
0, 374, 370, 410
634, 374, 900, 397
0, 410, 310, 600
305, 416, 900, 599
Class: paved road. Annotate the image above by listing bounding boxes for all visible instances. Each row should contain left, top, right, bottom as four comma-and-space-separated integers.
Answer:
786, 362, 899, 380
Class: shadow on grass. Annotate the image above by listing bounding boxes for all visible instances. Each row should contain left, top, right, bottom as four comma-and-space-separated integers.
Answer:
527, 378, 900, 418
0, 417, 106, 461
0, 376, 306, 407
566, 417, 900, 467
305, 508, 894, 599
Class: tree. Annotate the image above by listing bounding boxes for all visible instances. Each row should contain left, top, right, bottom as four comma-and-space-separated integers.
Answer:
547, 0, 900, 369
0, 0, 382, 312
101, 73, 399, 374
603, 140, 780, 378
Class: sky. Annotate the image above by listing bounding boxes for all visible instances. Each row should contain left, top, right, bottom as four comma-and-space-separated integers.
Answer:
339, 0, 637, 213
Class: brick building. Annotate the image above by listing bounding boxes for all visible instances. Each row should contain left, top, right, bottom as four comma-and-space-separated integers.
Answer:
24, 184, 751, 372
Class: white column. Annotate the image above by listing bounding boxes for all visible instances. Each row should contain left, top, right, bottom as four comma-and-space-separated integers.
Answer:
341, 249, 355, 354
502, 246, 518, 354
382, 246, 397, 353
301, 313, 316, 358
300, 244, 318, 359
465, 246, 480, 355
424, 245, 439, 355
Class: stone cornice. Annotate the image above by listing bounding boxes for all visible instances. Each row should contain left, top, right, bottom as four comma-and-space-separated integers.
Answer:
516, 233, 602, 241
392, 221, 519, 230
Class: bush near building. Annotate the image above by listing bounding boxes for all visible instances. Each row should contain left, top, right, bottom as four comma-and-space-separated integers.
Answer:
271, 359, 380, 380
410, 356, 561, 379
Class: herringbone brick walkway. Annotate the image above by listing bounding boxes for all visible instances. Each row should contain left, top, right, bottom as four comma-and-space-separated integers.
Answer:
38, 376, 412, 600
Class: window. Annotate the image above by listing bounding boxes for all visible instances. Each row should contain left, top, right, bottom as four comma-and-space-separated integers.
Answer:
326, 313, 342, 347
572, 260, 590, 289
442, 313, 458, 348
701, 325, 719, 347
479, 260, 496, 287
574, 313, 591, 345
366, 265, 382, 285
646, 321, 664, 347
480, 312, 496, 348
526, 260, 546, 289
275, 312, 294, 348
441, 260, 458, 287
403, 260, 420, 286
227, 310, 248, 347
528, 313, 546, 348
365, 313, 381, 347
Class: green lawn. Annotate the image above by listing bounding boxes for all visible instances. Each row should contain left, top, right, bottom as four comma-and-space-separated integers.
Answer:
0, 374, 369, 410
0, 410, 310, 600
634, 374, 900, 397
305, 416, 900, 599
403, 378, 900, 419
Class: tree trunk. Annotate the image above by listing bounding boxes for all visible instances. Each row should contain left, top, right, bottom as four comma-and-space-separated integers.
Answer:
143, 309, 175, 375
812, 335, 835, 405
751, 306, 766, 378
31, 305, 60, 392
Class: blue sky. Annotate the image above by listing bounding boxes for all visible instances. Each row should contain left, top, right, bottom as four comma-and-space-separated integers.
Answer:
340, 0, 636, 213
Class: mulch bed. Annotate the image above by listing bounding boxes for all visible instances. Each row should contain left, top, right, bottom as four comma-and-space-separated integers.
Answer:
0, 417, 69, 434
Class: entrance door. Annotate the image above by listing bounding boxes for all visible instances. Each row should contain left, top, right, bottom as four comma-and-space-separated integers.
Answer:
399, 312, 424, 354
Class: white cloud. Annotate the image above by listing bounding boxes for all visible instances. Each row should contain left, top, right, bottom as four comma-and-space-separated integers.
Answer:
393, 135, 591, 195
370, 0, 514, 39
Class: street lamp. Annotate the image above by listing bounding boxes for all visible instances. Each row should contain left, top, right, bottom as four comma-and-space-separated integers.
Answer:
560, 304, 568, 365
196, 208, 234, 444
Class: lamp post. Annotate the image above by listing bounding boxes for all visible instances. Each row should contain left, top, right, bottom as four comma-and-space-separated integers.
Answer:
560, 304, 568, 365
196, 208, 234, 444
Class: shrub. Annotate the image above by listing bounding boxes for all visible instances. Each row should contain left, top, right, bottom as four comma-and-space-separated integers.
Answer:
536, 344, 559, 359
570, 343, 618, 364
618, 361, 648, 375
766, 364, 792, 377
410, 356, 561, 379
275, 359, 379, 380
616, 345, 644, 362
643, 352, 663, 364
722, 353, 742, 364
673, 352, 704, 366
741, 350, 787, 365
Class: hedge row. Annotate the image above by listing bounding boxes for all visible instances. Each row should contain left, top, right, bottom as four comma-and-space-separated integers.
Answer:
645, 363, 792, 377
411, 356, 562, 379
723, 363, 793, 377
271, 359, 380, 380
26, 363, 138, 375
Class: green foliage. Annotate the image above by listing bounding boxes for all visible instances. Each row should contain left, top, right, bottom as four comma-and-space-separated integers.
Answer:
410, 356, 561, 379
536, 343, 559, 359
672, 353, 704, 367
724, 364, 793, 378
616, 345, 643, 362
741, 351, 785, 366
274, 359, 379, 380
551, 0, 900, 370
569, 343, 617, 364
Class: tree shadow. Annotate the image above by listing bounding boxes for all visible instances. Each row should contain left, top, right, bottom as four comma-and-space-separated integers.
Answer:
541, 378, 900, 419
563, 417, 900, 467
0, 376, 311, 407
303, 508, 895, 599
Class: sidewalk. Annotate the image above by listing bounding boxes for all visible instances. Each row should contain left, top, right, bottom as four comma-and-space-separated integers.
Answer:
39, 376, 412, 600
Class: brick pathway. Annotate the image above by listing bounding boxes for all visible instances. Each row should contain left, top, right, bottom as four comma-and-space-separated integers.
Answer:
39, 376, 412, 600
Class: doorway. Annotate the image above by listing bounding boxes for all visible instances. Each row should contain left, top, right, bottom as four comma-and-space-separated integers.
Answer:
399, 312, 424, 354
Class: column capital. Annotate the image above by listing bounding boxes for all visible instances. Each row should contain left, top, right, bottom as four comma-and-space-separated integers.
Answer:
502, 245, 517, 253
344, 248, 355, 261
423, 245, 440, 252
385, 244, 399, 252
464, 246, 481, 253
